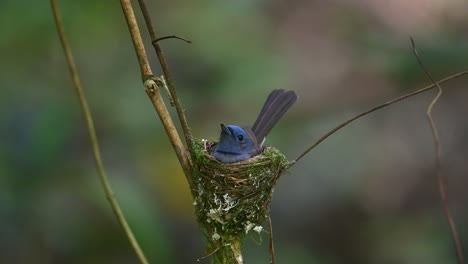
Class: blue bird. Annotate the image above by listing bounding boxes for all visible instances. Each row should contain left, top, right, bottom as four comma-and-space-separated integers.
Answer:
211, 89, 298, 163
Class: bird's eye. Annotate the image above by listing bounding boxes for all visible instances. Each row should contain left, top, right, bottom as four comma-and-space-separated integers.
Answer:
237, 135, 244, 141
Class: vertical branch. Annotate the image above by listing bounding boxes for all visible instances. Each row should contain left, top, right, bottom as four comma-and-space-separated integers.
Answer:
121, 0, 193, 186
50, 1, 149, 263
120, 0, 152, 79
230, 240, 244, 264
411, 37, 464, 264
267, 214, 275, 264
136, 0, 194, 149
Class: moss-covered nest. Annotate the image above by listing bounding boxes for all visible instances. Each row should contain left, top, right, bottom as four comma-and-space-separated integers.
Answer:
191, 138, 290, 247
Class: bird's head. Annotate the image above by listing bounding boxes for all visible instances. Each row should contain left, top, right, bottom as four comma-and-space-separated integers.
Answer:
215, 124, 255, 155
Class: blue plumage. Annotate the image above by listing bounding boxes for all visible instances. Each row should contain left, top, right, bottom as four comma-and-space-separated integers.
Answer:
211, 89, 297, 163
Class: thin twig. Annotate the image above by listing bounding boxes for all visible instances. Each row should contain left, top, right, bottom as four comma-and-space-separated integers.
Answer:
291, 70, 468, 165
50, 1, 148, 263
152, 35, 192, 44
197, 246, 222, 262
137, 0, 193, 148
410, 37, 464, 264
120, 0, 193, 187
267, 214, 275, 264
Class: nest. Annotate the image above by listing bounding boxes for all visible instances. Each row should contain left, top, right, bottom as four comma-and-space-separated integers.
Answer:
191, 138, 290, 244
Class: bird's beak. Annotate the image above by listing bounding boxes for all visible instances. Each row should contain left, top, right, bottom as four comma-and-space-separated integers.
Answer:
220, 123, 231, 136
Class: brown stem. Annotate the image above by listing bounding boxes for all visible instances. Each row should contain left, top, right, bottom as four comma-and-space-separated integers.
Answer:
51, 1, 148, 263
291, 70, 468, 165
137, 0, 194, 149
120, 0, 192, 187
411, 37, 464, 264
267, 214, 275, 264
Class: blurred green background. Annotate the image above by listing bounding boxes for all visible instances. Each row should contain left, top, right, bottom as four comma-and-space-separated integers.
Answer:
1, 0, 468, 263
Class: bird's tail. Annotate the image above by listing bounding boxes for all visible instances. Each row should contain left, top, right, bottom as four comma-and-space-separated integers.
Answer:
252, 89, 297, 144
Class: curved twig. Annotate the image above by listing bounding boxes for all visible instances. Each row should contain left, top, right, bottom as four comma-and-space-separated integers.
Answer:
51, 1, 148, 263
291, 70, 468, 165
152, 35, 192, 44
411, 37, 464, 264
